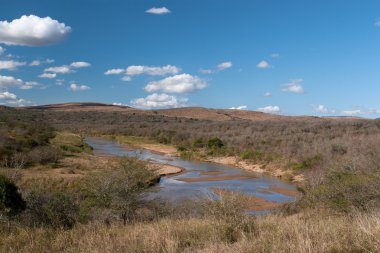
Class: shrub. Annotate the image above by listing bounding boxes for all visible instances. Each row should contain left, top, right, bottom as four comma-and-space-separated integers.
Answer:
192, 138, 205, 148
27, 146, 62, 165
207, 137, 224, 149
0, 175, 26, 218
81, 158, 159, 224
23, 190, 79, 229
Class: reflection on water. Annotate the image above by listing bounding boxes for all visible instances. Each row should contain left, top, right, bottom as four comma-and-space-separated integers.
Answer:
85, 137, 297, 209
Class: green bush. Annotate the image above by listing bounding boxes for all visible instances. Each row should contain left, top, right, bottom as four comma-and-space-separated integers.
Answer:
207, 137, 224, 149
0, 175, 26, 217
292, 155, 322, 171
192, 138, 205, 148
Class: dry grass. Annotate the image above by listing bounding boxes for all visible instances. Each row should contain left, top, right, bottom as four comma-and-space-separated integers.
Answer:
1, 210, 379, 253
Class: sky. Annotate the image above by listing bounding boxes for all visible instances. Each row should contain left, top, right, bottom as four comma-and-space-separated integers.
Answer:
1, 0, 380, 117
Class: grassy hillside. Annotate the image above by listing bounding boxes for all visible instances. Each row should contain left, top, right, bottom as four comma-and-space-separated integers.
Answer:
0, 104, 380, 252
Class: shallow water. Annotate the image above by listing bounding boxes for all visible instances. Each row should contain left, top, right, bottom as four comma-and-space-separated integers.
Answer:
85, 137, 297, 210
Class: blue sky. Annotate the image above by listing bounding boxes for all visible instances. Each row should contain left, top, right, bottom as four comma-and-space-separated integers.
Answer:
1, 0, 380, 117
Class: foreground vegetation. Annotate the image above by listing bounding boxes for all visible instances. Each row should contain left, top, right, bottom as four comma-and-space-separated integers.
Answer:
1, 106, 380, 252
1, 201, 380, 252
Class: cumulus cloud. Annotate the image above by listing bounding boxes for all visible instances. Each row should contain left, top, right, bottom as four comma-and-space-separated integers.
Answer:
0, 60, 26, 70
341, 109, 363, 116
20, 81, 39, 90
126, 65, 180, 76
56, 79, 64, 85
282, 79, 305, 94
257, 60, 270, 69
229, 105, 247, 110
375, 19, 380, 27
104, 68, 125, 75
112, 102, 129, 107
271, 53, 280, 58
257, 105, 281, 114
30, 58, 54, 66
199, 69, 213, 74
0, 46, 4, 55
217, 61, 233, 71
146, 7, 171, 15
43, 61, 90, 76
0, 15, 71, 46
264, 92, 272, 97
69, 83, 91, 91
29, 60, 41, 66
6, 98, 33, 107
130, 93, 187, 109
314, 104, 328, 113
70, 61, 91, 68
200, 61, 233, 74
121, 76, 132, 82
0, 91, 17, 99
44, 65, 73, 74
0, 75, 24, 88
39, 73, 56, 79
145, 73, 207, 93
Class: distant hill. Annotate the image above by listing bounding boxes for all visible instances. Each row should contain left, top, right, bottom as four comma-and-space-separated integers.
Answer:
19, 102, 363, 122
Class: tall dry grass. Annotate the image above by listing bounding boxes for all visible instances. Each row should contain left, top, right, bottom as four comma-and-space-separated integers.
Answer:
1, 210, 379, 253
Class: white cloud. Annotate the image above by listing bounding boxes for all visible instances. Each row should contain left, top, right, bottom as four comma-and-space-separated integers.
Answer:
264, 92, 272, 97
126, 65, 180, 76
375, 19, 380, 27
30, 60, 41, 66
121, 76, 132, 82
0, 15, 71, 46
112, 102, 129, 107
145, 73, 207, 93
39, 73, 56, 79
69, 83, 91, 91
282, 79, 305, 94
200, 61, 233, 74
199, 69, 213, 74
20, 81, 39, 90
0, 46, 4, 55
43, 61, 90, 75
217, 61, 233, 71
30, 58, 55, 66
44, 65, 73, 74
6, 98, 33, 107
0, 60, 26, 70
257, 60, 270, 69
0, 91, 17, 99
229, 105, 247, 110
56, 79, 64, 85
0, 75, 24, 88
341, 110, 363, 116
105, 65, 180, 77
314, 104, 328, 113
257, 105, 281, 114
271, 53, 280, 58
70, 61, 91, 68
130, 93, 187, 109
146, 7, 171, 15
105, 68, 125, 75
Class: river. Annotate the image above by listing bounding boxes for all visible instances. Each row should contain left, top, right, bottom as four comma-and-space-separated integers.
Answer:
85, 137, 297, 214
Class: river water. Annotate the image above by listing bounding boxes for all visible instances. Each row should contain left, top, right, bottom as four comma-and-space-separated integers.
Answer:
85, 137, 297, 212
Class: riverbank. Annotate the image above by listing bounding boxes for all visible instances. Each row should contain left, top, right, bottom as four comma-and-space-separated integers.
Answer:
99, 134, 304, 184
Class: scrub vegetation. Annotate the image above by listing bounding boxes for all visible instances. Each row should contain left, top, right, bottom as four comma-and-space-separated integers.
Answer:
0, 105, 380, 252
